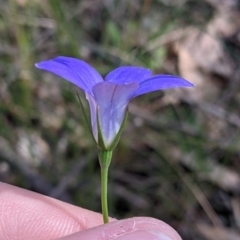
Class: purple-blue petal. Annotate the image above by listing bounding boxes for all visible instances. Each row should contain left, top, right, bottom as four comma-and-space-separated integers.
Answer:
35, 56, 103, 94
131, 75, 194, 98
93, 82, 138, 146
105, 66, 152, 84
85, 92, 98, 142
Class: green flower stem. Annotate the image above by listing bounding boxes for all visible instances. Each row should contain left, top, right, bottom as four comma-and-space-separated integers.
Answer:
98, 150, 113, 224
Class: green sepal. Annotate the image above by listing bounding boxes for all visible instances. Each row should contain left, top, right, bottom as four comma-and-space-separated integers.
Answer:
76, 91, 98, 146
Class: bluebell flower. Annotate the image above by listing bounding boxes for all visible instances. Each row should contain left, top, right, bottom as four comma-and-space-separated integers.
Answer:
36, 56, 194, 150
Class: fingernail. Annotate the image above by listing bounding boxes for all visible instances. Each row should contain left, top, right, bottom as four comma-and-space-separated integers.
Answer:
114, 229, 173, 240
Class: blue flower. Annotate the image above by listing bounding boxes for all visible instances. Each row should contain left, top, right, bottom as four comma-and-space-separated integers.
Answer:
36, 56, 194, 149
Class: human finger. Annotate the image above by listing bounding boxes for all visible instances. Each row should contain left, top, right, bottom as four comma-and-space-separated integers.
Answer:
57, 217, 182, 240
0, 182, 113, 239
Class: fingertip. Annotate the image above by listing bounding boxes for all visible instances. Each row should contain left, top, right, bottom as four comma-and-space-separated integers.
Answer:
57, 217, 182, 240
0, 182, 111, 238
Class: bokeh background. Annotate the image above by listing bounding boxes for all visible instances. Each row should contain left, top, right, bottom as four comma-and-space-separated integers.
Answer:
1, 0, 240, 239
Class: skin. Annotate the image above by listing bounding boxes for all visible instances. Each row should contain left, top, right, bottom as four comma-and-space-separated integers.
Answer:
0, 182, 182, 240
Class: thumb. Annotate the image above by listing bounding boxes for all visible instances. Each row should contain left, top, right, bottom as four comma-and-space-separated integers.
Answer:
57, 217, 182, 240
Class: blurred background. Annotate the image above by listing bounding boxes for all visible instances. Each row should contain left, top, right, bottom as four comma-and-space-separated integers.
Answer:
1, 0, 240, 239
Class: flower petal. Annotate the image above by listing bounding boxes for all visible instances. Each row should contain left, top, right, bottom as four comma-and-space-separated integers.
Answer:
85, 92, 98, 142
105, 66, 152, 84
131, 75, 194, 98
35, 56, 103, 94
93, 82, 139, 146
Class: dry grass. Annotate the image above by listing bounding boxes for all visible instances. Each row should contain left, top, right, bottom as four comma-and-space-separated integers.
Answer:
1, 1, 240, 239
